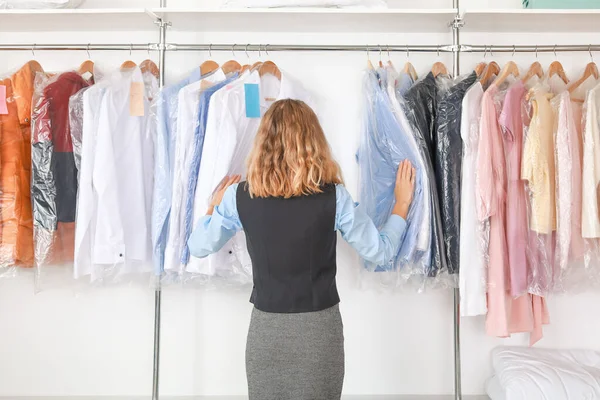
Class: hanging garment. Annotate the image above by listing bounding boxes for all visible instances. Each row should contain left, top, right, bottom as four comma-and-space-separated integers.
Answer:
403, 72, 447, 276
459, 81, 488, 317
152, 68, 205, 276
498, 80, 529, 297
582, 82, 600, 239
385, 67, 433, 273
180, 74, 240, 266
31, 71, 91, 267
522, 84, 557, 295
164, 69, 227, 275
187, 69, 313, 279
0, 61, 42, 269
434, 71, 477, 275
359, 69, 425, 274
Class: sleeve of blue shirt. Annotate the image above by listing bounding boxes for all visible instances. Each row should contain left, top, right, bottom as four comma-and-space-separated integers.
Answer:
188, 182, 407, 266
188, 183, 242, 259
335, 184, 406, 266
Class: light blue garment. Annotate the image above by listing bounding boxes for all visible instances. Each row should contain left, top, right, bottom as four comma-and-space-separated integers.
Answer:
396, 72, 414, 97
188, 183, 406, 268
180, 74, 239, 265
151, 69, 203, 275
359, 70, 426, 272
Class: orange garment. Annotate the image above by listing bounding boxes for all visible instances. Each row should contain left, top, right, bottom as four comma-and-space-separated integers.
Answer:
0, 61, 43, 268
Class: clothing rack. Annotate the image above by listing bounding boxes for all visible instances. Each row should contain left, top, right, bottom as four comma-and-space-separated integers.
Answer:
2, 0, 600, 398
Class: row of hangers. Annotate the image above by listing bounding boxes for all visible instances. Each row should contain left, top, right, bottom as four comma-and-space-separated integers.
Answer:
366, 46, 446, 80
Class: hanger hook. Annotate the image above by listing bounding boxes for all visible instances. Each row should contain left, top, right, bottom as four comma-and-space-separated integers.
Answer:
387, 44, 390, 60
535, 45, 538, 59
265, 44, 269, 57
245, 44, 250, 60
490, 46, 494, 58
512, 45, 516, 58
232, 44, 236, 58
87, 43, 91, 59
437, 45, 440, 58
554, 44, 557, 59
209, 43, 212, 58
378, 44, 382, 62
32, 43, 36, 58
366, 45, 370, 62
406, 45, 409, 59
483, 45, 487, 59
590, 45, 594, 62
130, 43, 133, 57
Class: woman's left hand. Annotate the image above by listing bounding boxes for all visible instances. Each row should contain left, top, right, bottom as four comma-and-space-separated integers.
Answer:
207, 175, 241, 215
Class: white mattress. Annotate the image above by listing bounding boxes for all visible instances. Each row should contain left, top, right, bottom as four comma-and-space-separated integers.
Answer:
487, 346, 600, 400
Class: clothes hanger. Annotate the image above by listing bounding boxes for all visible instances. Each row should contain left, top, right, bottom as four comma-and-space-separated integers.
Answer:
140, 59, 160, 79
366, 46, 374, 70
221, 45, 242, 75
259, 60, 281, 80
548, 47, 569, 84
120, 44, 137, 70
493, 60, 520, 87
199, 44, 220, 76
522, 61, 544, 84
569, 47, 598, 96
77, 44, 94, 79
240, 44, 252, 73
475, 62, 487, 77
431, 46, 448, 77
402, 46, 418, 81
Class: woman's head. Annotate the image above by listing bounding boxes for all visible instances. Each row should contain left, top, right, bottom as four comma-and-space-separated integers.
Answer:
247, 99, 342, 198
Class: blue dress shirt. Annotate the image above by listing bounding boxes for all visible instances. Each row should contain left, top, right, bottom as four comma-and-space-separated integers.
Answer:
180, 74, 239, 265
188, 184, 407, 268
152, 68, 203, 275
359, 70, 425, 272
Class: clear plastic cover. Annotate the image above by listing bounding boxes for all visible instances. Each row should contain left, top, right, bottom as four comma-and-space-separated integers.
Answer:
31, 70, 92, 288
0, 0, 83, 8
522, 84, 557, 296
358, 68, 427, 288
434, 71, 478, 279
0, 60, 43, 278
581, 82, 600, 289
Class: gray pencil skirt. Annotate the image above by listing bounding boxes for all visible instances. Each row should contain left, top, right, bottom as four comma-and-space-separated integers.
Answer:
246, 304, 345, 400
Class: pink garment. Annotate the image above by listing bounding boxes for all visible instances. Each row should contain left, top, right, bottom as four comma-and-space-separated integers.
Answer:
477, 83, 550, 343
499, 81, 529, 297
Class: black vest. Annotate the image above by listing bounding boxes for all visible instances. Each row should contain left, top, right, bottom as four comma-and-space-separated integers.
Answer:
236, 182, 339, 313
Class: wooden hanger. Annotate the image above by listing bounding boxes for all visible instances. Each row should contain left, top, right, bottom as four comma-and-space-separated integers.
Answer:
431, 62, 448, 77
568, 62, 598, 95
259, 60, 281, 80
140, 59, 160, 79
475, 62, 487, 77
548, 60, 569, 84
480, 61, 500, 86
121, 60, 137, 70
403, 62, 418, 81
78, 60, 94, 77
251, 61, 263, 71
200, 60, 219, 76
221, 60, 242, 75
493, 61, 520, 87
522, 61, 543, 84
240, 64, 251, 73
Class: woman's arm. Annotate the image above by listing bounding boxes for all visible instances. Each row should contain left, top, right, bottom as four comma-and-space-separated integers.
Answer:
187, 179, 242, 259
337, 160, 415, 266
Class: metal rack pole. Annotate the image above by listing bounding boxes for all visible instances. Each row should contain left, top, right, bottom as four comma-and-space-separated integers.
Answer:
451, 1, 462, 399
152, 2, 168, 399
0, 43, 156, 51
462, 44, 600, 53
166, 43, 455, 53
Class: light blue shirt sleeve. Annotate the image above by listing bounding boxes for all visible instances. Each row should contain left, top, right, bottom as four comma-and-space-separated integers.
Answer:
188, 183, 242, 259
335, 184, 406, 267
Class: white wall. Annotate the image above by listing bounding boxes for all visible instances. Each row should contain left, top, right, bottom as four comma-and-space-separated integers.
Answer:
0, 0, 599, 397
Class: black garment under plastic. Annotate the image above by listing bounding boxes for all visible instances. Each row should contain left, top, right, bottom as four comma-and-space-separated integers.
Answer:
236, 183, 339, 313
403, 72, 446, 277
434, 71, 477, 275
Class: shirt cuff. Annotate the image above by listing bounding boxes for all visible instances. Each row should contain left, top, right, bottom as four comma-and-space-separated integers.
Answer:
384, 214, 407, 236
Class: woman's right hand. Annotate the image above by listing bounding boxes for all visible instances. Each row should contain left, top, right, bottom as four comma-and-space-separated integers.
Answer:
393, 160, 416, 220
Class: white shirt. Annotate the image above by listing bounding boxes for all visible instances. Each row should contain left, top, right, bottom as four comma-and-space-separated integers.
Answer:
186, 70, 313, 276
582, 83, 600, 238
90, 67, 156, 277
459, 82, 488, 317
164, 69, 226, 274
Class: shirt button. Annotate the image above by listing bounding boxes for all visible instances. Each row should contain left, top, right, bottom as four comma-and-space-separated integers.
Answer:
119, 253, 123, 257
228, 251, 233, 254
24, 118, 29, 123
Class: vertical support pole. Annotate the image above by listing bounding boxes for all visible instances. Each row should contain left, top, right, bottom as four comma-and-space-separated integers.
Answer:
153, 2, 168, 400
451, 1, 462, 399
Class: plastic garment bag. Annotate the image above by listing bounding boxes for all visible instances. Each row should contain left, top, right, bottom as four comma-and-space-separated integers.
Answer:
31, 71, 91, 289
403, 72, 448, 278
358, 69, 426, 283
581, 82, 600, 288
0, 61, 43, 277
434, 71, 477, 276
522, 84, 558, 296
0, 0, 83, 8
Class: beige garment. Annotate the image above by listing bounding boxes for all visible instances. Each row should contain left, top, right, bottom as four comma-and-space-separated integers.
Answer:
582, 83, 600, 238
522, 86, 556, 234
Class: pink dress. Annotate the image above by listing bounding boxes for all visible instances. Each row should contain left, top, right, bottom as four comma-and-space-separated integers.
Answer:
477, 83, 550, 345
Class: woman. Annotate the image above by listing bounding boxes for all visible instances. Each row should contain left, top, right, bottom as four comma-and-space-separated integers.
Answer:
188, 99, 415, 400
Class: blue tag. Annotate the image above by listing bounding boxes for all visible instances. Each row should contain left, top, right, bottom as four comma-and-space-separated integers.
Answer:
244, 83, 260, 118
